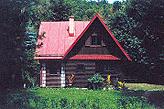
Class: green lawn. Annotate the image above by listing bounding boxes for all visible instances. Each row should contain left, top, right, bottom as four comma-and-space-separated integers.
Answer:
125, 83, 164, 91
1, 88, 156, 109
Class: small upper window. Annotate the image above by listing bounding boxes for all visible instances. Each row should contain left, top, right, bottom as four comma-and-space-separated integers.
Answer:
91, 33, 101, 45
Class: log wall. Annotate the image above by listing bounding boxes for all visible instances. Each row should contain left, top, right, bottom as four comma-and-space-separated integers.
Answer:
44, 60, 122, 88
65, 61, 95, 87
46, 73, 61, 87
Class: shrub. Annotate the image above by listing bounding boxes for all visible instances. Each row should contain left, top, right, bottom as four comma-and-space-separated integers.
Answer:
88, 73, 105, 89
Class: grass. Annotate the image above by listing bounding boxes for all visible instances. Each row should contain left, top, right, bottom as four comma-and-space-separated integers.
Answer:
0, 88, 156, 109
123, 83, 164, 108
125, 83, 164, 91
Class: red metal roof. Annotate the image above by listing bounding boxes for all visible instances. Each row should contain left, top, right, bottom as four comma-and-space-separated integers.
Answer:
69, 54, 120, 60
36, 21, 89, 58
35, 13, 132, 61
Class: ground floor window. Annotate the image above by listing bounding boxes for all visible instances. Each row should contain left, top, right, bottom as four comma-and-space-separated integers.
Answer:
47, 61, 61, 74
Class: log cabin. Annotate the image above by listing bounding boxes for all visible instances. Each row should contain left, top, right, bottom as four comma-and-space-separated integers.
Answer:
35, 13, 132, 88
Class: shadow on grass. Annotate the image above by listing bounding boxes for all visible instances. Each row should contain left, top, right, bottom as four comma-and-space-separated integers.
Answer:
0, 88, 75, 109
0, 88, 41, 109
122, 89, 164, 108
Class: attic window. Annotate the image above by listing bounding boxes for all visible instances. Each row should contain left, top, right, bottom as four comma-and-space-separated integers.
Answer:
91, 33, 101, 45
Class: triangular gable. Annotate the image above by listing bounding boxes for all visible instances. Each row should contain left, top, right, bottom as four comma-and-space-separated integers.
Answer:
63, 13, 132, 61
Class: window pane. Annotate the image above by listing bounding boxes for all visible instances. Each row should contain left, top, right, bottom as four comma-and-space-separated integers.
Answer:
92, 36, 96, 45
91, 36, 101, 45
47, 62, 61, 74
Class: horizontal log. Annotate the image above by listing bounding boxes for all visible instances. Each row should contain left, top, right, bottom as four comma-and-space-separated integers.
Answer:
46, 80, 61, 83
46, 74, 60, 77
65, 74, 94, 78
85, 66, 95, 69
46, 85, 61, 87
65, 69, 95, 72
46, 84, 61, 87
74, 79, 90, 83
65, 71, 95, 74
46, 84, 61, 86
46, 77, 60, 80
72, 83, 88, 87
46, 83, 61, 86
65, 67, 76, 71
72, 74, 93, 78
65, 65, 95, 69
66, 63, 95, 67
46, 79, 61, 82
66, 71, 95, 74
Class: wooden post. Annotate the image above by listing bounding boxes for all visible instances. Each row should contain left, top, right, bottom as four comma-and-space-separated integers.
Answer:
40, 63, 46, 87
61, 63, 65, 87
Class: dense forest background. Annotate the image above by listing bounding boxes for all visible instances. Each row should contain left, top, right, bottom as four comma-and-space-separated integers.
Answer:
0, 0, 163, 89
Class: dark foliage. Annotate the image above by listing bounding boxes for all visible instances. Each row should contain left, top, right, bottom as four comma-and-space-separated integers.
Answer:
0, 0, 28, 89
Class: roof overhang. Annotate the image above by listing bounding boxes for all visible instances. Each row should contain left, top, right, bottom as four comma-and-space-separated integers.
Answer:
34, 56, 63, 60
69, 54, 120, 60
